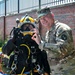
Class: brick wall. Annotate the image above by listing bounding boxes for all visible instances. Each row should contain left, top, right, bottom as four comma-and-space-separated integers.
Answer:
0, 3, 75, 46
0, 16, 5, 40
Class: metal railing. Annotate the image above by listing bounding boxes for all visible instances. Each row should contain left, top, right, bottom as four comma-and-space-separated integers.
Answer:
0, 0, 75, 17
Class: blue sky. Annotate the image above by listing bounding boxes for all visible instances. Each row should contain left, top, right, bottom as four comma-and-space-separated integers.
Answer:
0, 0, 3, 2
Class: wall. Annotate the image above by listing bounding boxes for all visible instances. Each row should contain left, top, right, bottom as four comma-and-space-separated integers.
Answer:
0, 16, 4, 40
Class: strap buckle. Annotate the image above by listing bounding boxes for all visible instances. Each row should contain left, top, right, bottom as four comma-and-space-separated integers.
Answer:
11, 64, 17, 71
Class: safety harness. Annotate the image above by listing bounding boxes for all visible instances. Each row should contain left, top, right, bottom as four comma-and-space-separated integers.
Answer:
10, 44, 31, 75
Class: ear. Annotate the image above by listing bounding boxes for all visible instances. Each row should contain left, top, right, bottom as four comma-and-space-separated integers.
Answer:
51, 12, 54, 18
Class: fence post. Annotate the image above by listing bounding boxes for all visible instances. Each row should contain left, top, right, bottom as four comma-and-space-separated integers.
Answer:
39, 0, 41, 10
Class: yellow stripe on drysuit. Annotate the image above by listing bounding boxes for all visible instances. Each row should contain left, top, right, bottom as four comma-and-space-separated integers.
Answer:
20, 44, 31, 75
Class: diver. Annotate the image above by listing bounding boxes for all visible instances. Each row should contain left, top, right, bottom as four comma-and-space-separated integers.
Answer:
2, 14, 50, 75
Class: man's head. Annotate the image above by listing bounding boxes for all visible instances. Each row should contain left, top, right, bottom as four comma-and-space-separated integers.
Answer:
37, 7, 54, 29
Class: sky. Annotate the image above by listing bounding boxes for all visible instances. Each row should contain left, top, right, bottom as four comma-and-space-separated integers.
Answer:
0, 0, 3, 2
